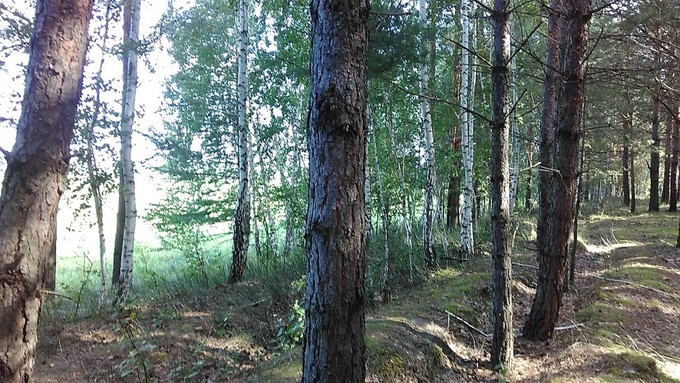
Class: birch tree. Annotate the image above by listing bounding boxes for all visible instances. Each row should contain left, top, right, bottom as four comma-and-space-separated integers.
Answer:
115, 0, 141, 304
229, 0, 251, 283
459, 0, 475, 259
419, 0, 436, 270
0, 0, 93, 379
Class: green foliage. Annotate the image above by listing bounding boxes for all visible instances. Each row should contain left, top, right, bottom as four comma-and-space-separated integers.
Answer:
275, 299, 305, 350
114, 302, 157, 382
274, 276, 306, 350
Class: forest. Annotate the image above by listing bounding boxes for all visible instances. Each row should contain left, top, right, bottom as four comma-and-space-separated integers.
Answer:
0, 0, 679, 382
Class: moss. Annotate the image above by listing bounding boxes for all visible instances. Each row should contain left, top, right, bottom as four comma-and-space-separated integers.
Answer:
605, 352, 676, 383
254, 349, 301, 382
595, 291, 634, 307
604, 265, 672, 292
424, 343, 450, 370
576, 302, 626, 324
366, 339, 408, 381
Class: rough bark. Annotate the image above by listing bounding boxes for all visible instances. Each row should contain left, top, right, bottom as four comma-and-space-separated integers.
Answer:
630, 147, 636, 214
670, 109, 679, 212
524, 122, 534, 212
661, 115, 672, 203
44, 223, 57, 292
649, 91, 661, 211
420, 0, 436, 270
622, 140, 630, 207
523, 0, 590, 341
302, 0, 369, 381
490, 0, 513, 368
0, 0, 93, 379
229, 0, 251, 283
115, 0, 141, 305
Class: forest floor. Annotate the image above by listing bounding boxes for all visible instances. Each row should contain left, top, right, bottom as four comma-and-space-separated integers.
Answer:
34, 203, 680, 382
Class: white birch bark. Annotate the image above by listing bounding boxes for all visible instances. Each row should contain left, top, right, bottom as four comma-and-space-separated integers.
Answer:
229, 0, 250, 283
459, 0, 475, 259
115, 0, 140, 304
419, 0, 437, 270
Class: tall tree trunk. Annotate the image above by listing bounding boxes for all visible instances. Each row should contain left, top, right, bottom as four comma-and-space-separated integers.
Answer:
302, 0, 369, 381
371, 127, 390, 302
0, 0, 93, 379
509, 52, 520, 216
490, 0, 513, 368
112, 177, 124, 285
282, 90, 305, 259
622, 140, 630, 207
524, 122, 534, 211
459, 0, 475, 259
661, 114, 672, 203
115, 0, 141, 305
630, 146, 636, 214
87, 0, 114, 307
670, 108, 679, 212
387, 97, 414, 285
649, 88, 661, 211
523, 0, 590, 341
419, 0, 436, 270
447, 63, 461, 229
229, 0, 251, 283
568, 132, 586, 290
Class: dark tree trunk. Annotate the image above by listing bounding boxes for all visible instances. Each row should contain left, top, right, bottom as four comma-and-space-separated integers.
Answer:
112, 176, 124, 285
630, 147, 636, 214
447, 61, 461, 230
446, 174, 460, 228
622, 141, 630, 207
649, 94, 661, 211
535, 0, 562, 318
524, 122, 534, 212
0, 0, 93, 380
661, 114, 672, 203
302, 0, 370, 382
490, 0, 513, 368
523, 0, 590, 341
670, 112, 679, 212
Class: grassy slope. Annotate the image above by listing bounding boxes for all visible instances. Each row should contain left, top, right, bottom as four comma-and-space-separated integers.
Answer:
34, 203, 680, 382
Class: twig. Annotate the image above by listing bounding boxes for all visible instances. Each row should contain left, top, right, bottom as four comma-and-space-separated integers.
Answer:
40, 289, 75, 301
444, 309, 491, 338
238, 297, 270, 309
554, 323, 584, 331
512, 262, 538, 270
